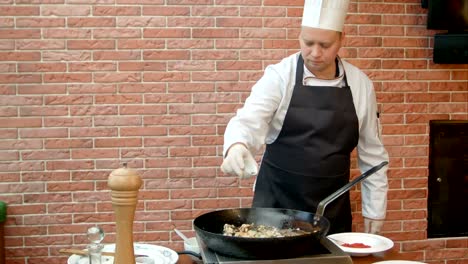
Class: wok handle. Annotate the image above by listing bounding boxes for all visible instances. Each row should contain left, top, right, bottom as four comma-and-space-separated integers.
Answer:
314, 161, 388, 218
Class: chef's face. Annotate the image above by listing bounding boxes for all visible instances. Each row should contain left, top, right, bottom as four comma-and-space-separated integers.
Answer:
299, 27, 343, 79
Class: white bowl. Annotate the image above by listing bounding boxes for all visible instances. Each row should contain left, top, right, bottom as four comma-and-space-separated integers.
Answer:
183, 237, 200, 254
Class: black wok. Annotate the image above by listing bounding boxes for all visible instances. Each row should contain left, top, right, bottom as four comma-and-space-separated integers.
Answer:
194, 161, 388, 259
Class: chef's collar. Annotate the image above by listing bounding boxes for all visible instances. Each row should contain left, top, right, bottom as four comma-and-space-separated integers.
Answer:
303, 57, 344, 83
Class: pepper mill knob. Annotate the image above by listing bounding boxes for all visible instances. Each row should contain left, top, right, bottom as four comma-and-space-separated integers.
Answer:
108, 163, 142, 264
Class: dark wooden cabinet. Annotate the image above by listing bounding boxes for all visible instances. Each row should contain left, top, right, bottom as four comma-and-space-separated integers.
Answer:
428, 120, 468, 238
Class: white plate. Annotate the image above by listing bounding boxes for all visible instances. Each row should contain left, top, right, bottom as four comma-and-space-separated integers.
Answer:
67, 243, 178, 264
373, 261, 427, 264
327, 232, 394, 257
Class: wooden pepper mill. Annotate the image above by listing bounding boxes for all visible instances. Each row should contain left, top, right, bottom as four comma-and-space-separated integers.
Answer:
108, 163, 142, 264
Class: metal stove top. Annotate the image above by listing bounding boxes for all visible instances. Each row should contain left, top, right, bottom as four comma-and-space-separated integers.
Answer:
196, 235, 352, 264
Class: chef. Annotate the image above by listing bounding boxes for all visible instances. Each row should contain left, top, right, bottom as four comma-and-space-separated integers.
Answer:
221, 0, 389, 235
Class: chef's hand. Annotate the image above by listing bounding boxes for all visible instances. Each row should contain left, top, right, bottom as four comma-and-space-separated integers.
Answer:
364, 217, 384, 234
221, 143, 258, 178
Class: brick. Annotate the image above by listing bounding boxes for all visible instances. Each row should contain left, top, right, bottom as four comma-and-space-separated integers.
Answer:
44, 73, 92, 83
93, 116, 142, 126
143, 28, 190, 38
359, 25, 404, 36
0, 128, 17, 139
382, 14, 426, 26
94, 50, 141, 60
69, 127, 117, 137
193, 6, 238, 16
0, 17, 14, 27
380, 113, 405, 124
67, 17, 116, 28
240, 50, 286, 60
0, 151, 18, 161
168, 125, 216, 136
0, 40, 14, 50
404, 157, 428, 167
45, 95, 93, 105
121, 148, 168, 158
46, 160, 94, 170
70, 105, 118, 116
69, 62, 117, 72
383, 37, 428, 47
217, 0, 260, 5
19, 128, 68, 138
193, 177, 238, 188
194, 198, 239, 209
118, 83, 165, 93
44, 117, 92, 127
95, 72, 141, 83
382, 59, 427, 69
386, 146, 427, 157
145, 157, 192, 169
0, 106, 17, 116
0, 52, 41, 61
20, 106, 68, 116
192, 50, 239, 60
0, 117, 42, 128
0, 6, 39, 16
143, 72, 190, 82
359, 3, 405, 13
72, 149, 119, 159
192, 72, 238, 81
146, 200, 191, 210
16, 18, 65, 27
18, 63, 66, 73
45, 139, 93, 149
119, 61, 166, 72
117, 39, 165, 50
117, 17, 165, 27
93, 28, 141, 39
406, 114, 449, 124
67, 40, 115, 50
43, 28, 91, 39
68, 84, 116, 94
22, 171, 70, 182
429, 103, 467, 113
405, 48, 430, 58
169, 168, 216, 178
94, 138, 142, 147
144, 137, 190, 147
41, 5, 90, 16
452, 71, 468, 80
93, 6, 141, 16
142, 6, 189, 16
0, 29, 41, 39
119, 105, 167, 115
429, 81, 468, 92
16, 40, 65, 50
43, 51, 91, 61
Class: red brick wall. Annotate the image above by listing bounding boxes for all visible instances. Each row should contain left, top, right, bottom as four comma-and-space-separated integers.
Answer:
0, 0, 467, 263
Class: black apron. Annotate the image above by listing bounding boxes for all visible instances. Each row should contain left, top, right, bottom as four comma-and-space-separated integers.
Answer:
252, 55, 359, 234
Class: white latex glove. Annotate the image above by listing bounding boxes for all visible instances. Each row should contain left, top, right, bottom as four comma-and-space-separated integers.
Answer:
364, 217, 384, 234
221, 144, 258, 178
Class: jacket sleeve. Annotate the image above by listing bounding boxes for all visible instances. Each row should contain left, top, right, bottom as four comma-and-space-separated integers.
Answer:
356, 74, 389, 220
223, 65, 285, 156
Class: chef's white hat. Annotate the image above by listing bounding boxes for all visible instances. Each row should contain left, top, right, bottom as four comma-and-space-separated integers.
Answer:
301, 0, 350, 32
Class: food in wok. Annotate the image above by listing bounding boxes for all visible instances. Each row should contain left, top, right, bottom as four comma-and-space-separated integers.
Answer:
223, 223, 311, 238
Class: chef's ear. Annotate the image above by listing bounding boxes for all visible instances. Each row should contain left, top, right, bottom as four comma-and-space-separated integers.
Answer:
339, 31, 346, 44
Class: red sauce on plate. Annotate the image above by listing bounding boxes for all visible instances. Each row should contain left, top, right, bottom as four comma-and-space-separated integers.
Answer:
342, 242, 371, 248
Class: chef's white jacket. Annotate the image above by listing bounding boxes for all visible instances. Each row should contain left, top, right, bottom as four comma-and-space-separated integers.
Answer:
223, 52, 389, 220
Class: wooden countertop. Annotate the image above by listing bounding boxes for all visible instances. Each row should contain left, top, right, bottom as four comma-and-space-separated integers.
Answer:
176, 248, 404, 264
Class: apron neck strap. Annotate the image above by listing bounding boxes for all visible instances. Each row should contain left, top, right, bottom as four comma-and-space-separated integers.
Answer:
296, 55, 350, 88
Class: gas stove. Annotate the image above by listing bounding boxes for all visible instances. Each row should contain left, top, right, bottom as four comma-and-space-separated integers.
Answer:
196, 235, 352, 264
